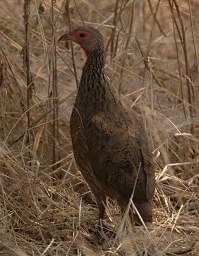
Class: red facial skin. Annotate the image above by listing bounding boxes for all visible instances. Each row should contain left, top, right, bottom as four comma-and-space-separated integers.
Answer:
60, 30, 91, 56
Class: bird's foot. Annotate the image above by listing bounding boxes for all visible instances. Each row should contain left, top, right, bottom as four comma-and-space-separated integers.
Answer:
95, 222, 116, 245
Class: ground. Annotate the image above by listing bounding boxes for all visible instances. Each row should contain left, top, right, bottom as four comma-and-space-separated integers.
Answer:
0, 0, 198, 255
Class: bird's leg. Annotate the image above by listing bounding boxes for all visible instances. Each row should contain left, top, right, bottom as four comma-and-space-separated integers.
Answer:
92, 200, 105, 243
97, 201, 106, 232
96, 200, 115, 243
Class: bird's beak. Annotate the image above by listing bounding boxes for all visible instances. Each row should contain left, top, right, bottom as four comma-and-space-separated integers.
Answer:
58, 32, 73, 42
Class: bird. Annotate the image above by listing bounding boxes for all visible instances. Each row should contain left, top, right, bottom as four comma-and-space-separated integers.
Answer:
59, 26, 155, 228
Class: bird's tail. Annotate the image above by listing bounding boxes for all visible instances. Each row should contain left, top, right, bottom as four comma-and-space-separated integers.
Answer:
129, 200, 153, 225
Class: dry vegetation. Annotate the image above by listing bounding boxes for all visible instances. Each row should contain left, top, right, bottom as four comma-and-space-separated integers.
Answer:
0, 0, 199, 255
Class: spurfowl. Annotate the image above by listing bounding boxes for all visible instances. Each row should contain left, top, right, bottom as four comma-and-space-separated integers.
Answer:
59, 27, 155, 226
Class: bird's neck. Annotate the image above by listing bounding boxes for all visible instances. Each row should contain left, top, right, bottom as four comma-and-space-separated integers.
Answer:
78, 48, 106, 101
83, 48, 105, 73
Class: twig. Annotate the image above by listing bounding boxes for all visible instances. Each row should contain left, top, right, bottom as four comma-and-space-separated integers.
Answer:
64, 0, 79, 88
50, 0, 59, 169
23, 0, 33, 156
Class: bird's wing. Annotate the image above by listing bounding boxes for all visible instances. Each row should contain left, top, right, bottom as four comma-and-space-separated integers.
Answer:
85, 110, 154, 201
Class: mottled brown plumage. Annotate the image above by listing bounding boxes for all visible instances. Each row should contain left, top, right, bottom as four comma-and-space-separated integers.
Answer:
59, 27, 155, 226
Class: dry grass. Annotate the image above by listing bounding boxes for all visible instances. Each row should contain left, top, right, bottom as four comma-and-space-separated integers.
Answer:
0, 0, 199, 255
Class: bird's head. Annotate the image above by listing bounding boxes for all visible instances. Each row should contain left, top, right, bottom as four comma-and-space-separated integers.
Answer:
59, 26, 104, 56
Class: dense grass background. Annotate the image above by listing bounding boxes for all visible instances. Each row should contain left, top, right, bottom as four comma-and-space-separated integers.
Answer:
0, 0, 198, 255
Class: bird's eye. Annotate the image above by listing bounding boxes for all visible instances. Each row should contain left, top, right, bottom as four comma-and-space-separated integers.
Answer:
79, 33, 85, 38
